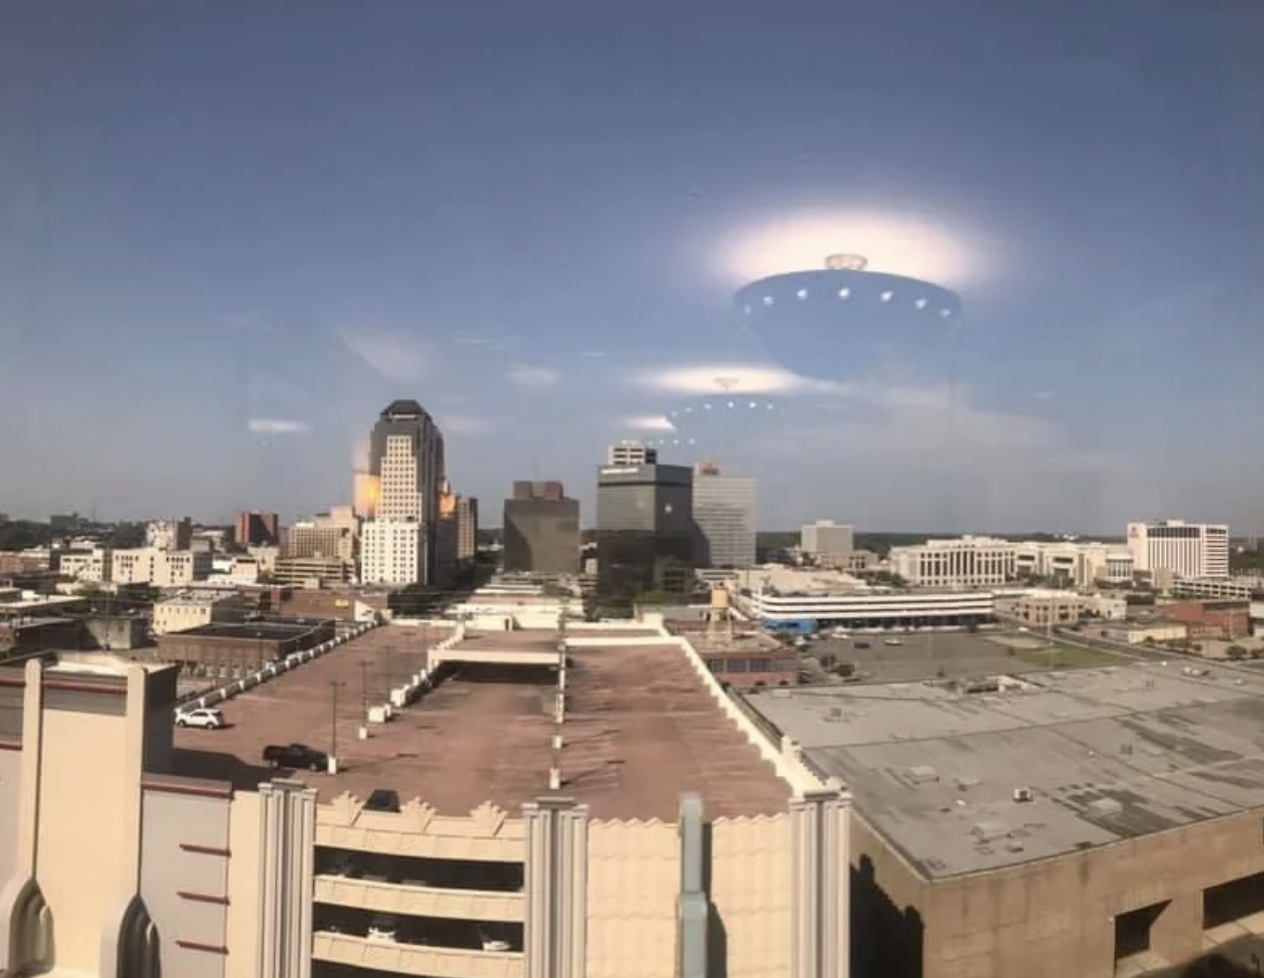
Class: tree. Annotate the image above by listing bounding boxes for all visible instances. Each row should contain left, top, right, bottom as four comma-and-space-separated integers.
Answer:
0, 521, 51, 551
105, 523, 146, 549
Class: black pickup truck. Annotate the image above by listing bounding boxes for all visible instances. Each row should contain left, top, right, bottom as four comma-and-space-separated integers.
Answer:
262, 743, 328, 771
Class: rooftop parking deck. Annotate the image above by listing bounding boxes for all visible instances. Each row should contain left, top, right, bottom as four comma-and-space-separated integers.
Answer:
172, 625, 790, 820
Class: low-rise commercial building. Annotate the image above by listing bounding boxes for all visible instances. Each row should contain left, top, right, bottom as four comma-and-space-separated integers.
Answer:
748, 663, 1264, 978
0, 589, 88, 620
994, 589, 1127, 626
1172, 576, 1261, 601
731, 569, 994, 631
891, 536, 1134, 589
1156, 599, 1250, 641
279, 586, 390, 623
152, 592, 247, 636
1099, 621, 1188, 645
155, 618, 335, 676
670, 624, 798, 688
0, 550, 51, 576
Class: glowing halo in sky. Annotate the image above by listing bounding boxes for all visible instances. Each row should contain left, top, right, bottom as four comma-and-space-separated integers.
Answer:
632, 363, 811, 396
624, 414, 677, 432
710, 208, 988, 289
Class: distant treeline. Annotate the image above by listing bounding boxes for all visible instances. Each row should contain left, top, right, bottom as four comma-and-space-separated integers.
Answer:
0, 519, 147, 551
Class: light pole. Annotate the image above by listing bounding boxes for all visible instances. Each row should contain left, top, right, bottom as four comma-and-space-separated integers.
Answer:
329, 680, 345, 767
360, 661, 370, 719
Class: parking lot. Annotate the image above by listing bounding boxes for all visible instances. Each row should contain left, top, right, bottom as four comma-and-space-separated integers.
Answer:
801, 628, 1128, 684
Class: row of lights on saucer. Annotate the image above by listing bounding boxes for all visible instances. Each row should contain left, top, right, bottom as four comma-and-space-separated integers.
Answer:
672, 400, 779, 415
744, 290, 955, 317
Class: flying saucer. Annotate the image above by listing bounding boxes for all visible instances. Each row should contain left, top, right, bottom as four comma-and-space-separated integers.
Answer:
735, 252, 962, 382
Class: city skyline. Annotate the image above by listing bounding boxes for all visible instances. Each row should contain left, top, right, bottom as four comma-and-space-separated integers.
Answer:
2, 0, 1263, 530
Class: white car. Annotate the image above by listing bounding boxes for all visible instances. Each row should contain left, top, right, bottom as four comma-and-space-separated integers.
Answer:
174, 707, 224, 729
367, 916, 398, 942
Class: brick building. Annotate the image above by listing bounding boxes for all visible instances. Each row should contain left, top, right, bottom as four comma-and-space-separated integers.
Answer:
155, 618, 334, 675
1159, 599, 1250, 640
666, 620, 799, 688
279, 587, 389, 622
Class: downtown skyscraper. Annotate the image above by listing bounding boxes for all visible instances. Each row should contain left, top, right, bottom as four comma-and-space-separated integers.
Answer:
358, 400, 445, 586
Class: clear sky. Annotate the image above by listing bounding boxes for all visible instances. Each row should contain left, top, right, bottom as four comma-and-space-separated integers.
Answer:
1, 0, 1262, 532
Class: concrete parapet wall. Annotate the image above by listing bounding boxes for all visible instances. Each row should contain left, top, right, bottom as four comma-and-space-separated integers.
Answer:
365, 622, 465, 723
190, 621, 379, 711
673, 634, 823, 794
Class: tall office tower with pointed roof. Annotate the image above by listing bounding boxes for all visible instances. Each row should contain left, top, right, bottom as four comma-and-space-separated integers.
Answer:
359, 400, 446, 586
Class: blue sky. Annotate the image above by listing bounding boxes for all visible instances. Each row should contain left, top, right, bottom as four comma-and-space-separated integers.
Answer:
1, 0, 1262, 532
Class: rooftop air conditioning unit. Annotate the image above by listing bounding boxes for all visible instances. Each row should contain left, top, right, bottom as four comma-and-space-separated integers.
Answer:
1013, 787, 1034, 803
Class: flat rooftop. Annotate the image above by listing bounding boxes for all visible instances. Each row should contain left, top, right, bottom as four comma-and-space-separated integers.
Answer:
158, 593, 240, 607
172, 620, 322, 641
746, 661, 1264, 879
451, 631, 561, 654
173, 626, 788, 820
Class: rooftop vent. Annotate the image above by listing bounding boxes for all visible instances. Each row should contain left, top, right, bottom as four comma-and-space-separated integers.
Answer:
972, 819, 1009, 842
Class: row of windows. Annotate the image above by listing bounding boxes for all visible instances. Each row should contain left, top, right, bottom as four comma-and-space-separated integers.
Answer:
706, 658, 797, 674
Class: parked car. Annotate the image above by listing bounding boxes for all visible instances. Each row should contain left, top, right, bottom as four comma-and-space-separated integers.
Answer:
262, 743, 328, 771
367, 915, 398, 942
174, 707, 224, 729
365, 788, 401, 813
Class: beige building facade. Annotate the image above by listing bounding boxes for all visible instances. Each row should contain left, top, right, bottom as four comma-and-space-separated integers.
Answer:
994, 588, 1127, 626
58, 548, 213, 588
0, 644, 852, 978
153, 592, 246, 635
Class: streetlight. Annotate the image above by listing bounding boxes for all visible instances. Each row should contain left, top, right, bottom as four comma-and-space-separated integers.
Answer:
329, 680, 346, 769
360, 661, 370, 719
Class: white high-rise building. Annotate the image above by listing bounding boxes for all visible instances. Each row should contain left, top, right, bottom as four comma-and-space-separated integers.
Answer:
692, 463, 756, 569
1127, 519, 1230, 580
800, 520, 854, 562
607, 441, 658, 466
360, 522, 423, 587
358, 400, 445, 587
